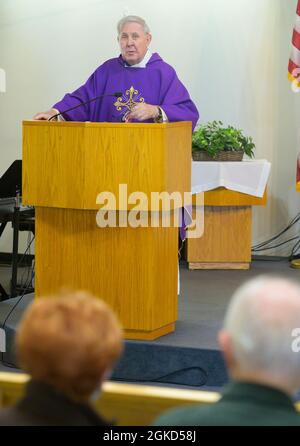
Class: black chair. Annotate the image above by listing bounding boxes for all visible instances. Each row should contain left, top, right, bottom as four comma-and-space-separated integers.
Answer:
0, 161, 35, 300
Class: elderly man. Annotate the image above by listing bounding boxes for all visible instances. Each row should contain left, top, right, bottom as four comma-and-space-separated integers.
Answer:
34, 15, 199, 128
155, 276, 300, 426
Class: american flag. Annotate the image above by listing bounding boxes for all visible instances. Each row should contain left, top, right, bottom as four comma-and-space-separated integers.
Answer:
288, 0, 300, 85
297, 154, 300, 192
288, 1, 300, 191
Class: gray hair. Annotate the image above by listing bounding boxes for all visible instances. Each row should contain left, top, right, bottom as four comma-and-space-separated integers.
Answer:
223, 275, 300, 387
117, 15, 150, 36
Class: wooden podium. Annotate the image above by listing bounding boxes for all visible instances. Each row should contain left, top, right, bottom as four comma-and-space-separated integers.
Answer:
22, 121, 191, 340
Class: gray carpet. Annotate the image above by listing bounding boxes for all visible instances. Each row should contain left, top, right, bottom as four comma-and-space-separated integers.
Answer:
153, 257, 298, 349
1, 258, 297, 353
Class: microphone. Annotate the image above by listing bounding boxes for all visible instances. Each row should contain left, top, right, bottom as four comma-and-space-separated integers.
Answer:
48, 92, 123, 121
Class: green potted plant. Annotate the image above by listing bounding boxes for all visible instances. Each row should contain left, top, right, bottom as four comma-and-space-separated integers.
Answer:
192, 121, 255, 161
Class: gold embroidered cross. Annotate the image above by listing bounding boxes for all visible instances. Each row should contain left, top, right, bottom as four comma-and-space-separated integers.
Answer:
114, 86, 145, 111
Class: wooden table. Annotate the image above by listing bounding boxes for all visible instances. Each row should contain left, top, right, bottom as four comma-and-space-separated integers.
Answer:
186, 187, 267, 270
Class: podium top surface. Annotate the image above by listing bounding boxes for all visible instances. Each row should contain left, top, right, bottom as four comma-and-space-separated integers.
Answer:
23, 120, 192, 210
23, 120, 192, 130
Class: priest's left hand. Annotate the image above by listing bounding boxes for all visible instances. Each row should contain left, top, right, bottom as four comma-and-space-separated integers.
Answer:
126, 103, 159, 122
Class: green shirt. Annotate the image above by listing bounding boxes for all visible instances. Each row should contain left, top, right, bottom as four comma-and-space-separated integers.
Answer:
154, 381, 300, 426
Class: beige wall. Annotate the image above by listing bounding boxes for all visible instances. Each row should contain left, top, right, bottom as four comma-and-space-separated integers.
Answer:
0, 0, 300, 255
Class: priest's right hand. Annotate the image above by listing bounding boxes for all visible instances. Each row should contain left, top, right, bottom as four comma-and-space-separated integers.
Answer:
33, 108, 59, 120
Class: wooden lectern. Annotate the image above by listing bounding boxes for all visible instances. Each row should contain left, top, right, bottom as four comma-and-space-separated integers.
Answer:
22, 121, 191, 340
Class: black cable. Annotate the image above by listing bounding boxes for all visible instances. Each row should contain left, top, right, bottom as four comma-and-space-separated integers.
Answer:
49, 92, 122, 121
252, 212, 300, 250
290, 238, 300, 258
1, 294, 25, 366
254, 224, 300, 249
1, 267, 34, 333
112, 366, 209, 387
252, 236, 299, 252
178, 239, 185, 260
252, 213, 300, 248
0, 233, 35, 367
0, 267, 35, 368
19, 233, 34, 290
19, 233, 31, 287
15, 235, 35, 270
29, 260, 35, 289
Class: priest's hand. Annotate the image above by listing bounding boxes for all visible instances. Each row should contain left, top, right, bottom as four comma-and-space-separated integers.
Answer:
33, 108, 59, 120
125, 103, 159, 122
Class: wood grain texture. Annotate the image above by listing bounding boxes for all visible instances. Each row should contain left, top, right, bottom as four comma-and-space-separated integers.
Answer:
96, 381, 219, 426
192, 188, 267, 206
165, 123, 192, 195
1, 372, 300, 426
23, 121, 191, 211
187, 206, 252, 264
0, 372, 220, 426
124, 323, 175, 340
23, 121, 192, 338
187, 187, 268, 269
35, 207, 178, 337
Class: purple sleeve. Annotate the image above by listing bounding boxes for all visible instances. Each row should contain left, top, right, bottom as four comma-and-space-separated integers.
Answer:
52, 70, 99, 121
160, 69, 199, 131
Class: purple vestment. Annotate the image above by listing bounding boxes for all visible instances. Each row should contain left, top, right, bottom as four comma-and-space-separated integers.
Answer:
53, 53, 199, 129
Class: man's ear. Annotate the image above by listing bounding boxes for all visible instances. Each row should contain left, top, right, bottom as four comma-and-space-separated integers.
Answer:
218, 330, 235, 370
147, 33, 152, 46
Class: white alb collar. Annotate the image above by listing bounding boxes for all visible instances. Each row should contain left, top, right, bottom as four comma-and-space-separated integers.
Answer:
125, 49, 152, 68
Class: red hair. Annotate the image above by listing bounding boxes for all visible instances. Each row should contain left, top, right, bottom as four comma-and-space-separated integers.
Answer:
17, 291, 123, 402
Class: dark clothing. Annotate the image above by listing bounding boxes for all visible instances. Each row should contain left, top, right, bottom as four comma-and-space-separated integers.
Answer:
0, 380, 109, 426
154, 381, 300, 426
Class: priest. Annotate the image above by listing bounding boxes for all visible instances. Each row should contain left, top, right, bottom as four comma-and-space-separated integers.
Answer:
34, 15, 199, 129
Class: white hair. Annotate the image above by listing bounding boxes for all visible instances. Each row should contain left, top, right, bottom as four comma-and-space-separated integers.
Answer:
223, 275, 300, 387
117, 15, 150, 36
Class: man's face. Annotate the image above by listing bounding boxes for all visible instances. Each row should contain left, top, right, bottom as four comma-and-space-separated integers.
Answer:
118, 22, 151, 65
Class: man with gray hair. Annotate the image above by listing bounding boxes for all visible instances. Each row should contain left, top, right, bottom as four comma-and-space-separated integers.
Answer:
34, 15, 199, 128
155, 276, 300, 426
